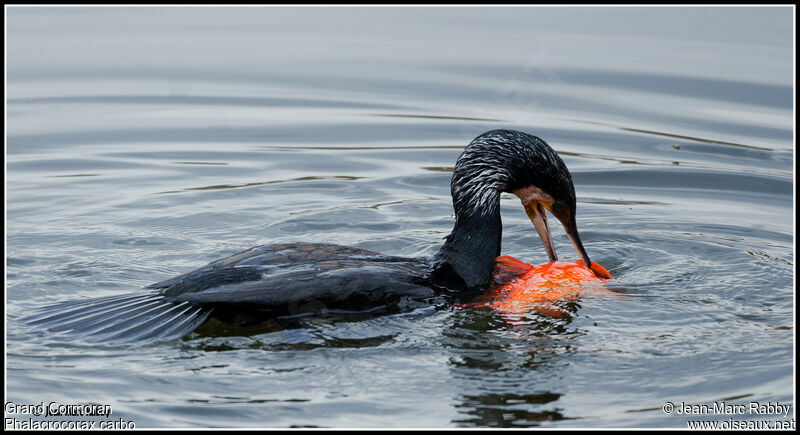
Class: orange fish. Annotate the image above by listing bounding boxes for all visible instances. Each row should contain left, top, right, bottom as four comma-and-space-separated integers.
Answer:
463, 256, 614, 318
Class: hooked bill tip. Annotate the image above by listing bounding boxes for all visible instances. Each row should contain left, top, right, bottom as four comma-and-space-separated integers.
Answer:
576, 259, 613, 279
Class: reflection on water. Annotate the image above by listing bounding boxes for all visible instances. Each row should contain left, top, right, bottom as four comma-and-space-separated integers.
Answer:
455, 393, 566, 427
444, 308, 579, 427
6, 6, 794, 429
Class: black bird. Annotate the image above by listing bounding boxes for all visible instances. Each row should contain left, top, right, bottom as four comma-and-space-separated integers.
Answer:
24, 129, 601, 343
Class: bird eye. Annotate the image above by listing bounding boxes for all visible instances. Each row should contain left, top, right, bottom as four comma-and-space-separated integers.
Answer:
551, 202, 564, 212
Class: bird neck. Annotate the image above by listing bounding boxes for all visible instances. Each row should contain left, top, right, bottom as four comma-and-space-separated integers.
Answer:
436, 190, 503, 289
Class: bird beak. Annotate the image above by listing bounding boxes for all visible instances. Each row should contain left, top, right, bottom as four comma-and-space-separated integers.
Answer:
523, 201, 594, 268
558, 215, 592, 269
523, 202, 558, 262
547, 205, 613, 279
522, 197, 612, 279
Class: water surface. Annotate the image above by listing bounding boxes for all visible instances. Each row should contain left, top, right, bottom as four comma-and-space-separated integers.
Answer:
5, 6, 794, 428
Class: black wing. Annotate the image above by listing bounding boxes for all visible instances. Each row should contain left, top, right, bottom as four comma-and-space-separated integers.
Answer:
24, 243, 435, 343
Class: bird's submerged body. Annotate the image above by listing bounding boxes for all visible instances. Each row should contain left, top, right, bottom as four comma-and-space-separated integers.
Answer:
25, 129, 613, 344
151, 242, 438, 314
25, 243, 462, 343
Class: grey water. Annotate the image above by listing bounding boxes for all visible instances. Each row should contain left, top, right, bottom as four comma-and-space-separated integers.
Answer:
5, 6, 794, 428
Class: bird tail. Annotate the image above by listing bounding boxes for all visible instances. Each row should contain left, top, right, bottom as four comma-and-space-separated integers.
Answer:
22, 291, 212, 344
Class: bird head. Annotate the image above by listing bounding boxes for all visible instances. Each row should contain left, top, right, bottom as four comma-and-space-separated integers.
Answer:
449, 129, 606, 278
